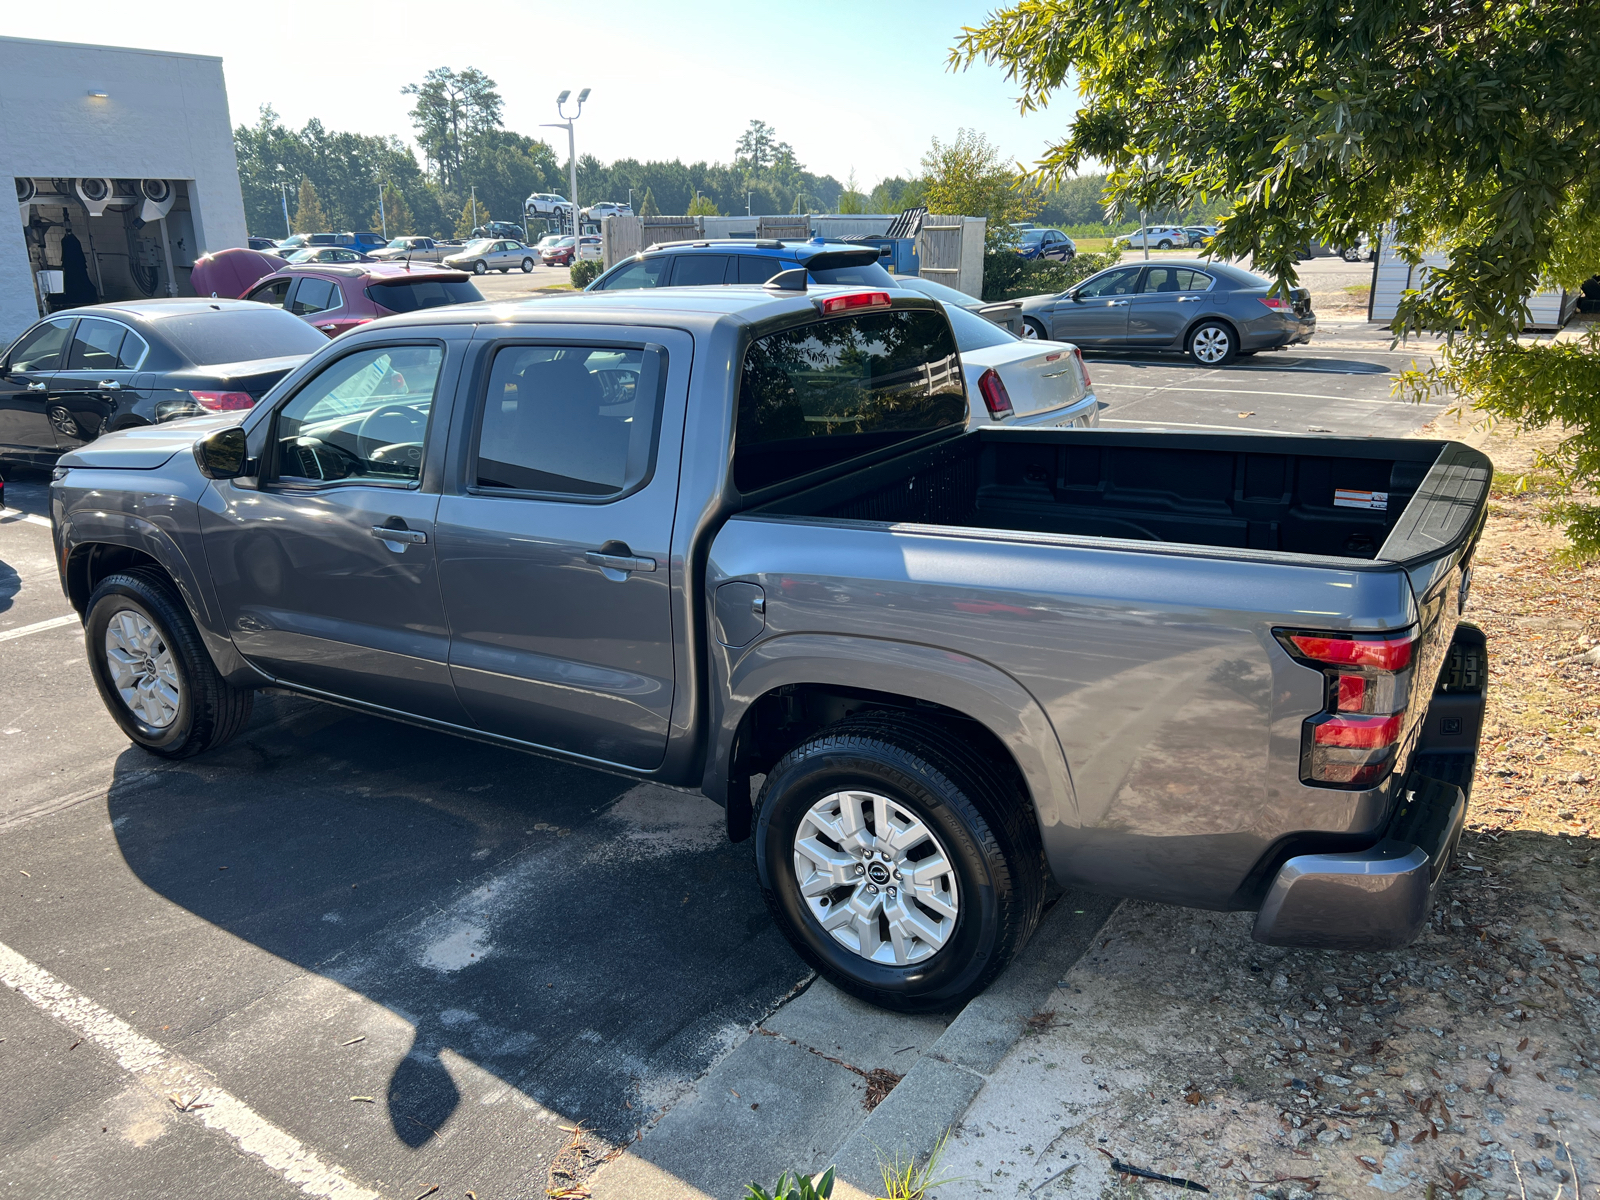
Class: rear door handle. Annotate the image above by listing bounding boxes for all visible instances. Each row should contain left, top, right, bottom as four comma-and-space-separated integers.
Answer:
97, 379, 122, 389
371, 525, 427, 545
586, 550, 656, 573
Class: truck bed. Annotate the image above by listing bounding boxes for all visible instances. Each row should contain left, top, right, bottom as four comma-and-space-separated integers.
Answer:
755, 429, 1489, 565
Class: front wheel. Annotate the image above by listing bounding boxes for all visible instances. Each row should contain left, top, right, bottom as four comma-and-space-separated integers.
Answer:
473, 260, 487, 275
1020, 317, 1046, 340
754, 715, 1046, 1011
522, 258, 535, 272
1188, 319, 1238, 365
84, 569, 253, 759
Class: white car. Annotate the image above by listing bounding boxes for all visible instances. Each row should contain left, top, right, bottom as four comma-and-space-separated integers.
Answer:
524, 192, 572, 216
442, 238, 540, 275
938, 301, 1099, 431
1116, 225, 1191, 250
582, 202, 633, 222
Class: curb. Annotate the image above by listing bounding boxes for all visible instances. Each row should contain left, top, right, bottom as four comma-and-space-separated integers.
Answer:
829, 893, 1122, 1192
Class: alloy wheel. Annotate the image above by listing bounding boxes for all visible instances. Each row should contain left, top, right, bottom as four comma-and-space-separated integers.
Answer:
792, 789, 960, 966
104, 608, 182, 728
1021, 320, 1042, 340
1192, 326, 1232, 364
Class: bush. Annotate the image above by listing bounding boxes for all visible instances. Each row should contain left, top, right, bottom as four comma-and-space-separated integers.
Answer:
983, 249, 1119, 302
570, 259, 603, 288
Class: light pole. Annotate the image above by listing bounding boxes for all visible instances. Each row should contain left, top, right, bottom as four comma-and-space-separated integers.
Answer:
543, 88, 589, 237
277, 179, 292, 238
470, 185, 478, 235
378, 181, 387, 240
746, 191, 752, 217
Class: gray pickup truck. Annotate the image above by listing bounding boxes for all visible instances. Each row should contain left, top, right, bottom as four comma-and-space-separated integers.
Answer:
50, 281, 1490, 1010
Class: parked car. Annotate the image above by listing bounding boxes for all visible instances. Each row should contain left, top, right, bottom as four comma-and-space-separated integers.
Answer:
334, 232, 388, 254
0, 299, 323, 463
1184, 226, 1218, 248
241, 262, 484, 337
191, 247, 293, 299
538, 236, 599, 267
935, 301, 1099, 431
1115, 225, 1191, 250
524, 192, 572, 217
471, 222, 529, 242
576, 235, 603, 262
282, 247, 376, 265
1016, 259, 1315, 364
51, 281, 1491, 1010
889, 276, 1027, 337
273, 233, 338, 255
586, 239, 898, 291
442, 238, 539, 275
1016, 227, 1076, 261
1338, 235, 1376, 262
369, 237, 451, 263
582, 202, 632, 221
247, 236, 279, 251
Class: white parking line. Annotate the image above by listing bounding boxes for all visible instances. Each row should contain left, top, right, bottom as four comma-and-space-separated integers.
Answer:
0, 939, 383, 1200
0, 508, 52, 529
1092, 382, 1446, 406
0, 614, 80, 642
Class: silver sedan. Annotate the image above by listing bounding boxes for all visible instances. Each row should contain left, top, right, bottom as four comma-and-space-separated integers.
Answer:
441, 238, 539, 276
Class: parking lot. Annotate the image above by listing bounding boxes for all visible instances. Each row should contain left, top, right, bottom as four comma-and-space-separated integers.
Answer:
0, 321, 1446, 1198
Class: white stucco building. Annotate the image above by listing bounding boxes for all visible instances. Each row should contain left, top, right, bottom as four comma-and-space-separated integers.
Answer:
1, 36, 247, 342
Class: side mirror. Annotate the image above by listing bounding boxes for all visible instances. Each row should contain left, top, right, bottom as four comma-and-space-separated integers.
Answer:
194, 427, 252, 480
1062, 289, 1080, 301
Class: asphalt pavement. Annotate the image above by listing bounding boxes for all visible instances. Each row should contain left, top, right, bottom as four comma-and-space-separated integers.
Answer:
0, 318, 1447, 1199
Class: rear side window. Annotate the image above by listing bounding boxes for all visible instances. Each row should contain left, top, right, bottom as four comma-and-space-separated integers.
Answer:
672, 255, 731, 286
734, 309, 966, 493
737, 256, 786, 284
367, 278, 484, 312
67, 318, 129, 371
291, 278, 341, 315
157, 309, 328, 364
474, 345, 663, 499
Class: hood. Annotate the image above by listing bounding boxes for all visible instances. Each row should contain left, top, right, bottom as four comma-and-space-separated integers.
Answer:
191, 248, 287, 299
1017, 292, 1065, 313
57, 414, 237, 470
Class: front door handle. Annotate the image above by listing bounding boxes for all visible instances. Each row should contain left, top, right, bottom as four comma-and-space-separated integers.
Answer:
1111, 299, 1131, 307
26, 381, 45, 392
586, 549, 657, 573
371, 524, 427, 545
97, 379, 123, 390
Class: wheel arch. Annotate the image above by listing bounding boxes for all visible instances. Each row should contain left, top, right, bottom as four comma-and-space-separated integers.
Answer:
706, 635, 1077, 850
1183, 311, 1242, 348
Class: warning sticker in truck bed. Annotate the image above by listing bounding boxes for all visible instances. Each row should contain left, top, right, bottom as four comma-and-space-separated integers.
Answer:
1334, 489, 1389, 510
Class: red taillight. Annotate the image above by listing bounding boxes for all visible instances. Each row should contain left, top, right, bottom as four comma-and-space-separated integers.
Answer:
1259, 296, 1292, 311
1278, 628, 1418, 788
189, 391, 255, 412
977, 368, 1013, 418
1073, 346, 1092, 388
818, 291, 893, 315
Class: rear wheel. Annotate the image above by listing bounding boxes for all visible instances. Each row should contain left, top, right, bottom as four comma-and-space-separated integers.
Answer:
1188, 319, 1238, 365
754, 715, 1046, 1011
1021, 317, 1047, 340
522, 258, 535, 272
84, 569, 253, 759
1157, 239, 1173, 250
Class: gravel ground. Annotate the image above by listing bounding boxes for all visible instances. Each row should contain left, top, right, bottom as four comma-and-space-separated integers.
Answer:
934, 419, 1600, 1200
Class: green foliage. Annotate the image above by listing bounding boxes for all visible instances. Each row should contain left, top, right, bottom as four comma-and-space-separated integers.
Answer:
372, 181, 414, 238
878, 1131, 957, 1200
570, 259, 603, 288
744, 1167, 834, 1200
838, 170, 868, 215
952, 0, 1600, 552
453, 197, 489, 239
401, 66, 503, 190
637, 187, 659, 218
921, 130, 1036, 243
983, 249, 1120, 302
292, 179, 327, 234
687, 193, 720, 217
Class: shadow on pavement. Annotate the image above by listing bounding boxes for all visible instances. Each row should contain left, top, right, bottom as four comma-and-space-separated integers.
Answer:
1083, 349, 1396, 375
104, 693, 807, 1149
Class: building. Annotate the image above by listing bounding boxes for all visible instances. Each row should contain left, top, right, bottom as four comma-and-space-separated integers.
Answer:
1, 36, 248, 343
1368, 228, 1578, 332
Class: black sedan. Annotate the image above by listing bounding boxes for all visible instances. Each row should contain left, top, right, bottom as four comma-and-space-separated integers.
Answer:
1016, 259, 1315, 365
0, 299, 326, 465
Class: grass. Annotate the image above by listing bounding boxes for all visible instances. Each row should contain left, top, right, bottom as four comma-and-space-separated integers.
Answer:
1343, 283, 1372, 297
1491, 469, 1564, 497
878, 1131, 957, 1200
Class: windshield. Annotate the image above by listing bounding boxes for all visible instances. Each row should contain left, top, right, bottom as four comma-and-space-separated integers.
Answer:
158, 308, 327, 365
942, 303, 1017, 352
1020, 230, 1046, 244
734, 308, 966, 493
464, 239, 494, 252
384, 238, 412, 249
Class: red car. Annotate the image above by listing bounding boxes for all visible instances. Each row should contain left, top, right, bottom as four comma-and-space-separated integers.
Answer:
240, 262, 485, 337
539, 235, 600, 267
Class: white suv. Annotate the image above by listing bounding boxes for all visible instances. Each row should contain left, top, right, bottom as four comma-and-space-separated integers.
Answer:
1117, 225, 1191, 250
524, 192, 572, 216
583, 201, 633, 221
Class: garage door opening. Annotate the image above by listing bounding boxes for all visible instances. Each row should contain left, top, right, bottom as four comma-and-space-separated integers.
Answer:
15, 177, 199, 317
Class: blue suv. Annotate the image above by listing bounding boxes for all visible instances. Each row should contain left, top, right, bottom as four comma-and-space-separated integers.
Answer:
586, 238, 897, 292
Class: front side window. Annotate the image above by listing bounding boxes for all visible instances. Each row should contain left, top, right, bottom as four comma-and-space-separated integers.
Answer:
7, 318, 74, 373
272, 345, 443, 486
474, 345, 661, 498
66, 318, 129, 371
1077, 268, 1141, 298
594, 257, 671, 291
734, 308, 966, 493
290, 277, 341, 315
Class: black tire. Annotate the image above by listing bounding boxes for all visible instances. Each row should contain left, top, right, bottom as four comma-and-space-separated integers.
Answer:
1187, 319, 1238, 366
1157, 240, 1173, 250
754, 714, 1047, 1012
473, 260, 487, 275
1021, 317, 1047, 340
521, 258, 535, 272
84, 568, 253, 759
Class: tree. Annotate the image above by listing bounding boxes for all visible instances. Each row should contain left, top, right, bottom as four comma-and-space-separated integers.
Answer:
921, 130, 1035, 232
954, 0, 1600, 552
372, 181, 414, 238
293, 179, 327, 234
402, 67, 504, 189
637, 187, 659, 217
687, 193, 719, 217
454, 196, 490, 239
735, 120, 779, 172
838, 169, 867, 215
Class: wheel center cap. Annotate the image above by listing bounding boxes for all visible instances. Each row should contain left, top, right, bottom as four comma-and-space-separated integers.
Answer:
866, 861, 891, 885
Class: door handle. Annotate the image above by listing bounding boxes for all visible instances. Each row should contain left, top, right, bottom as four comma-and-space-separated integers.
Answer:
97, 379, 123, 390
371, 524, 427, 545
1111, 300, 1130, 307
26, 381, 45, 392
586, 549, 656, 573
319, 324, 339, 332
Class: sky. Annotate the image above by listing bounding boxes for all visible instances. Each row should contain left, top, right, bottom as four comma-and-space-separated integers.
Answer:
4, 0, 1082, 186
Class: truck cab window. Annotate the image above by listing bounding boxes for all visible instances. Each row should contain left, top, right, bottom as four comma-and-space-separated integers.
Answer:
474, 345, 660, 498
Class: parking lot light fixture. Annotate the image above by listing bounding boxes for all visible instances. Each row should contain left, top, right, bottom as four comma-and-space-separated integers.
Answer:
543, 88, 589, 237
